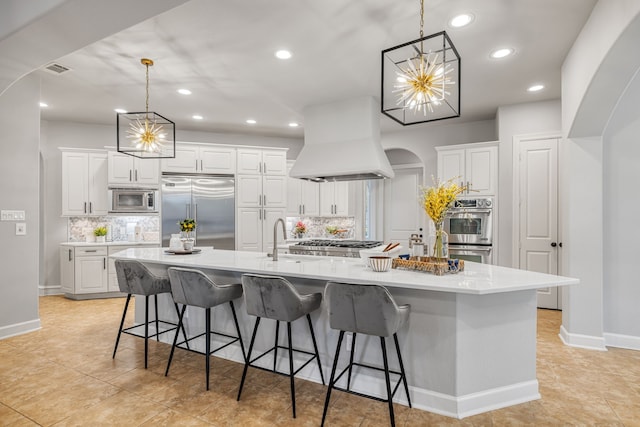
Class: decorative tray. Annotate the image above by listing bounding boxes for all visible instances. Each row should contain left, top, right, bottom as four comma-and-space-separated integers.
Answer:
392, 256, 464, 276
164, 248, 202, 255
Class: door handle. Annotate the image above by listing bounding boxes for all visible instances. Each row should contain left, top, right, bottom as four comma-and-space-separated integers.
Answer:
263, 195, 266, 205
135, 170, 138, 181
68, 249, 72, 261
263, 162, 267, 174
551, 242, 557, 247
559, 242, 563, 248
84, 202, 87, 214
103, 258, 106, 269
89, 202, 92, 213
130, 170, 132, 181
302, 204, 305, 215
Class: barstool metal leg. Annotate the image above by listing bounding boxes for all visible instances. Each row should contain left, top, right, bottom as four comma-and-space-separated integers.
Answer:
380, 337, 395, 427
144, 295, 149, 369
237, 316, 261, 401
321, 330, 345, 427
287, 321, 296, 418
165, 305, 186, 376
347, 332, 357, 391
306, 314, 325, 385
154, 294, 160, 341
174, 302, 190, 350
113, 294, 132, 359
394, 333, 412, 408
205, 307, 211, 391
229, 300, 246, 362
274, 320, 280, 372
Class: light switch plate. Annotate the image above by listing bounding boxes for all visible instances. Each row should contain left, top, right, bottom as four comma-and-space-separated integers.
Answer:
16, 223, 26, 235
1, 210, 26, 221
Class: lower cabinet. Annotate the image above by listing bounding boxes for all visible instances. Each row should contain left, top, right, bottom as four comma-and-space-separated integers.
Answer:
236, 207, 286, 252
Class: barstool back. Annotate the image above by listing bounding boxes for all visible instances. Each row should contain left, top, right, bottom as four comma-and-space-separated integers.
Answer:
114, 259, 171, 296
168, 267, 242, 308
325, 282, 409, 337
241, 273, 315, 322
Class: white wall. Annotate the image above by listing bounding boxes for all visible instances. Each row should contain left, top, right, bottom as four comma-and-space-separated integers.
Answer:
496, 100, 562, 267
0, 74, 41, 339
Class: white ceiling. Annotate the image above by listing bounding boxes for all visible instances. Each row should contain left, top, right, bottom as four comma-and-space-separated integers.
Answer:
36, 0, 597, 138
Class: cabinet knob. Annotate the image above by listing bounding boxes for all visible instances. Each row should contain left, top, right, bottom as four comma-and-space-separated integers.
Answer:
551, 242, 557, 247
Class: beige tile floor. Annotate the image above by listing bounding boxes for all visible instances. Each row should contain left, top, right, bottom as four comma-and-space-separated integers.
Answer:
1, 296, 640, 426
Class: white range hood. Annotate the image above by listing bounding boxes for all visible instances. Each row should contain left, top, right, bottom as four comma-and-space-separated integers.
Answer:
289, 96, 394, 182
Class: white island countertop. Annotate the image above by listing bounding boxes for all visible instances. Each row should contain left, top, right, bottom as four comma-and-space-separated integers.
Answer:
110, 247, 578, 295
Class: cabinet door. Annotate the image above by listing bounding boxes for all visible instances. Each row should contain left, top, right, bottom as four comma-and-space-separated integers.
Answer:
319, 182, 335, 216
286, 176, 303, 216
237, 175, 262, 207
466, 146, 497, 195
61, 152, 89, 216
59, 247, 75, 294
75, 255, 108, 293
161, 145, 198, 173
262, 176, 287, 207
88, 153, 108, 215
263, 207, 287, 250
262, 150, 287, 175
237, 149, 262, 174
108, 151, 135, 185
200, 146, 236, 174
133, 158, 160, 185
237, 208, 262, 251
437, 149, 465, 187
301, 180, 320, 216
333, 182, 349, 216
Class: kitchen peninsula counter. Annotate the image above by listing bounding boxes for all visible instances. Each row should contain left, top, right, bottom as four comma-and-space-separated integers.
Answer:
110, 247, 578, 419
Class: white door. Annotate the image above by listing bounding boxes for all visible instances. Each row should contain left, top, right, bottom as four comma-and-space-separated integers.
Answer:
437, 149, 465, 187
262, 176, 287, 207
384, 167, 424, 249
88, 153, 108, 215
237, 208, 262, 251
300, 180, 320, 216
319, 182, 335, 216
133, 158, 160, 185
518, 138, 560, 309
286, 177, 302, 216
263, 208, 287, 250
108, 151, 134, 184
75, 255, 108, 293
61, 152, 89, 216
161, 145, 198, 173
466, 146, 497, 195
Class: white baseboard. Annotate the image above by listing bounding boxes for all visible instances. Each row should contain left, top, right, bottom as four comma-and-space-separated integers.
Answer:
39, 285, 63, 296
559, 325, 607, 351
0, 319, 41, 340
604, 332, 640, 351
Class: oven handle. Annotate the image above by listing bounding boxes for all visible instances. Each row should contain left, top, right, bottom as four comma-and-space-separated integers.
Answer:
449, 246, 493, 251
448, 209, 492, 214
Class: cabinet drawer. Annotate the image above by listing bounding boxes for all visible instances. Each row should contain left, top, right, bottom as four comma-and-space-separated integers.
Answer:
75, 247, 107, 256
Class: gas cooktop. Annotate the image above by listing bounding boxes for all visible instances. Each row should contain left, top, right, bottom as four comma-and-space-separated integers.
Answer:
294, 240, 383, 248
289, 240, 383, 257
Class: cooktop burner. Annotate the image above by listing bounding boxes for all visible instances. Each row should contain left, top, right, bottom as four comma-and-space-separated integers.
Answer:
294, 240, 383, 249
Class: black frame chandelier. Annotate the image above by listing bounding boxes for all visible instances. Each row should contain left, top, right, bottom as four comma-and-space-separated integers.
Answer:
117, 58, 175, 159
381, 0, 461, 125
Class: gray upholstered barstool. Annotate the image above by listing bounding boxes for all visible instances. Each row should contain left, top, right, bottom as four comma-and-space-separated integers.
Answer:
165, 267, 246, 390
237, 273, 325, 419
113, 259, 187, 369
321, 282, 411, 427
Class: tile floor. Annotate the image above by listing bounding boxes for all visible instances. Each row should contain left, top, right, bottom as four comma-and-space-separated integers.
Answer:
1, 296, 640, 426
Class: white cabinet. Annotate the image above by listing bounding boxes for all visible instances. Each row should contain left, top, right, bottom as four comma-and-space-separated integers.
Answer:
161, 143, 236, 174
108, 151, 159, 186
237, 207, 286, 252
319, 181, 349, 216
436, 142, 498, 196
286, 162, 320, 216
237, 148, 287, 175
60, 246, 75, 294
60, 246, 108, 296
237, 175, 287, 208
61, 150, 108, 216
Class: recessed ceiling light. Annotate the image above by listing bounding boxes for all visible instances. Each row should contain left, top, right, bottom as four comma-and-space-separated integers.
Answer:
114, 108, 127, 114
275, 50, 292, 60
288, 122, 299, 128
450, 13, 474, 28
192, 115, 203, 120
246, 119, 257, 124
39, 102, 48, 108
490, 48, 514, 59
527, 84, 545, 92
177, 89, 192, 95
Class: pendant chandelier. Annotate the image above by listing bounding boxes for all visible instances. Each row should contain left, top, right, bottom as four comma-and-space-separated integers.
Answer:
381, 0, 461, 125
117, 58, 175, 158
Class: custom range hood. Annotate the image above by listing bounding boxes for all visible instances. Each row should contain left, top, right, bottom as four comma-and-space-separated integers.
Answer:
289, 96, 394, 182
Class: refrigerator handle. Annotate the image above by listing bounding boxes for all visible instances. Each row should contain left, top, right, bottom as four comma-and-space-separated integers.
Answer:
194, 204, 197, 224
186, 204, 190, 218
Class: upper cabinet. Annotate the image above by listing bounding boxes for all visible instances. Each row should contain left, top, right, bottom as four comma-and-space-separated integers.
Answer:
319, 181, 349, 216
237, 148, 287, 176
61, 149, 108, 216
436, 142, 498, 196
161, 143, 236, 174
286, 161, 320, 216
108, 151, 159, 186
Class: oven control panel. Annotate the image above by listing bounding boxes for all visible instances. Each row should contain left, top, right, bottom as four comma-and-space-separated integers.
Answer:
454, 198, 492, 209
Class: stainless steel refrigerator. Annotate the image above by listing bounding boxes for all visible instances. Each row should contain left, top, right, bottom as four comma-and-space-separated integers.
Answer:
161, 174, 235, 249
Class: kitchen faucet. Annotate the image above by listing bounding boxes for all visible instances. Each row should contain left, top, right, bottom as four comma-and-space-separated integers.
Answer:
272, 218, 287, 261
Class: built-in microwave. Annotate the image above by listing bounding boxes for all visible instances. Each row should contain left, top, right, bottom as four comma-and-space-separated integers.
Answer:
108, 188, 158, 213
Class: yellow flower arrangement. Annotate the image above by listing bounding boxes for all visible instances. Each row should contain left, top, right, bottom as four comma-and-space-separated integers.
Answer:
420, 177, 466, 225
179, 218, 196, 234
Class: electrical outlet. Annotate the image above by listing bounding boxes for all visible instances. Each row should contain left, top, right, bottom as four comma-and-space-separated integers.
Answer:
16, 223, 26, 235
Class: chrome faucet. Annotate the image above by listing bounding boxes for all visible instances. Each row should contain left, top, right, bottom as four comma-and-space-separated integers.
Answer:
272, 218, 287, 261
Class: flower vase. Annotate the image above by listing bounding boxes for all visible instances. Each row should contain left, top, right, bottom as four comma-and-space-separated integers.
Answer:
428, 222, 449, 259
181, 232, 195, 251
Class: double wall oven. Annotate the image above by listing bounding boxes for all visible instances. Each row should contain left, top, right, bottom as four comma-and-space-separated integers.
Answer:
444, 197, 494, 264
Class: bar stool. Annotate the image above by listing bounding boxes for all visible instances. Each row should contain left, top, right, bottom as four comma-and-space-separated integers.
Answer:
165, 267, 246, 390
237, 273, 325, 419
112, 259, 187, 369
321, 281, 411, 427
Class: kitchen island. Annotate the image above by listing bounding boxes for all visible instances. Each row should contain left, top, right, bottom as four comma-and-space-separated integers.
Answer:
110, 247, 578, 419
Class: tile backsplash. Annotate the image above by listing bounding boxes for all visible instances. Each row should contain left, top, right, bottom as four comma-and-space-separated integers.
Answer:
285, 216, 355, 239
68, 216, 160, 242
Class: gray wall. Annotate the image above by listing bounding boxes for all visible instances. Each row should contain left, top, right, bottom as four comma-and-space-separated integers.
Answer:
0, 74, 41, 338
